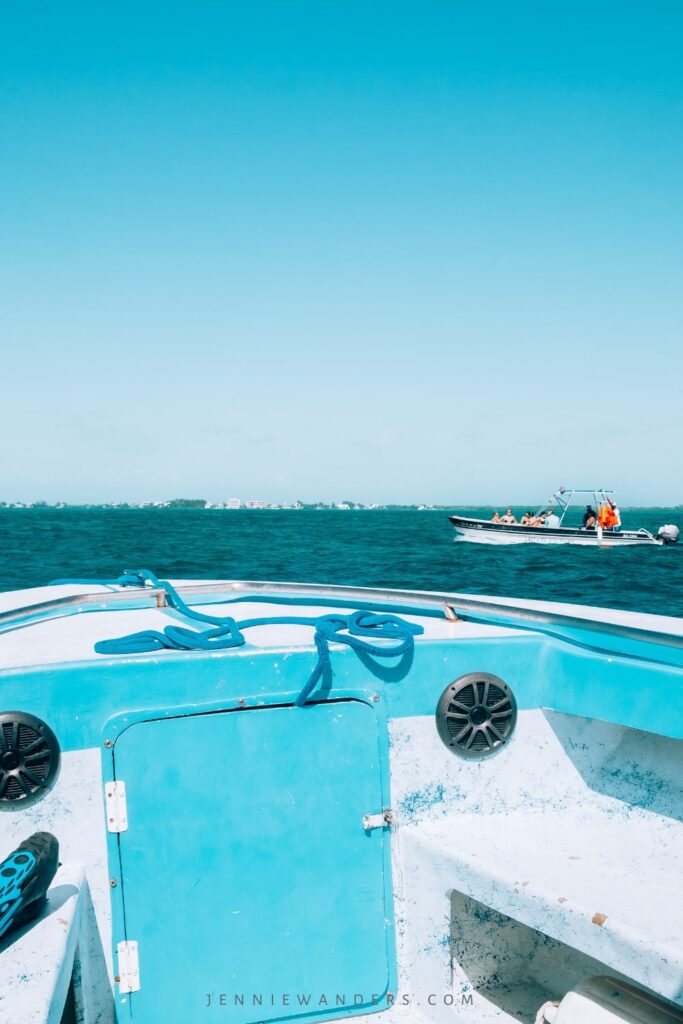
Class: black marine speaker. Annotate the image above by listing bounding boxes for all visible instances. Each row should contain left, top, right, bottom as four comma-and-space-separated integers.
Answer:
436, 673, 517, 759
0, 712, 61, 809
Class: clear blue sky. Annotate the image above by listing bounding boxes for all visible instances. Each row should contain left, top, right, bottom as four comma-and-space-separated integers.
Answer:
2, 2, 681, 504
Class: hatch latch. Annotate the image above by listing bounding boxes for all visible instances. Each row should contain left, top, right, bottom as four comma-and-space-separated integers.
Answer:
362, 809, 393, 831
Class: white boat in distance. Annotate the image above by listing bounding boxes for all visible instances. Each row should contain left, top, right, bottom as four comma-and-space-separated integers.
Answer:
449, 488, 680, 547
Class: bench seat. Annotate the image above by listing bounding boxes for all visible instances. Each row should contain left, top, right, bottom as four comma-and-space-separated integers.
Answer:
401, 806, 683, 1004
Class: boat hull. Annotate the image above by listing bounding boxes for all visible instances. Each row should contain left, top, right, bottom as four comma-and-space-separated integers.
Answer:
449, 515, 661, 546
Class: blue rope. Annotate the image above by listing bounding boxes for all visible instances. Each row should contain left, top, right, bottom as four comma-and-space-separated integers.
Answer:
53, 570, 423, 706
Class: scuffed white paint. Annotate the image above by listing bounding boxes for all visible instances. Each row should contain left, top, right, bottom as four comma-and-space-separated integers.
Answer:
0, 862, 114, 1024
0, 747, 112, 975
387, 710, 683, 1018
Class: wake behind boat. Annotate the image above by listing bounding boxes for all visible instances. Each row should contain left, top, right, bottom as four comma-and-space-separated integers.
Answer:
449, 488, 680, 547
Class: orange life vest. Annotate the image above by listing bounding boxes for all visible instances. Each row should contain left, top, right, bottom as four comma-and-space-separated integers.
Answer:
599, 505, 618, 528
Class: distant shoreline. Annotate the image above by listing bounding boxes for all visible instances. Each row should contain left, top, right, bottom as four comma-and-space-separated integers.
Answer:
1, 504, 681, 512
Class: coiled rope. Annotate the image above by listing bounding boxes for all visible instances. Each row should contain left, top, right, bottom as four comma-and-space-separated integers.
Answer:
51, 569, 423, 706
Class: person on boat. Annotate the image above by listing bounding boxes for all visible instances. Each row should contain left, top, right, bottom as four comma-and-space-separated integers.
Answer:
598, 503, 618, 530
610, 500, 622, 531
545, 509, 561, 528
530, 512, 546, 527
500, 508, 517, 524
491, 511, 501, 522
603, 499, 621, 531
519, 511, 532, 526
582, 506, 597, 529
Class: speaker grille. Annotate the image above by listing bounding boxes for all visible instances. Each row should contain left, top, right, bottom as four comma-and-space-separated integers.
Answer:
436, 673, 517, 759
0, 712, 61, 809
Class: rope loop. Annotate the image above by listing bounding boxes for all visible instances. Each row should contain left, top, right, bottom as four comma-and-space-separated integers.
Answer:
52, 569, 423, 704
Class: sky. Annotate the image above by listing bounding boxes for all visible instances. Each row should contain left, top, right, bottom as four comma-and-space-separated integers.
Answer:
1, 2, 682, 505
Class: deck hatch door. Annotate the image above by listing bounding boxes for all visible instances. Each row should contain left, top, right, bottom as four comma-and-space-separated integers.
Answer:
111, 698, 393, 1023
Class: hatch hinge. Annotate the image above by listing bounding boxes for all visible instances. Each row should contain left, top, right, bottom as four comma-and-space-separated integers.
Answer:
363, 809, 393, 831
116, 940, 140, 993
105, 781, 129, 833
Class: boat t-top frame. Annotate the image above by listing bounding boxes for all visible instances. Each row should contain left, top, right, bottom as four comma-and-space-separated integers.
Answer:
537, 487, 615, 527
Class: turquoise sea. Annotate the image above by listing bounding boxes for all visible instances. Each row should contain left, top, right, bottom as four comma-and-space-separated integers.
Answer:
0, 507, 681, 616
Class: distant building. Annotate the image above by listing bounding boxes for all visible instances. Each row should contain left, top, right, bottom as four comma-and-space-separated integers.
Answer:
245, 499, 269, 509
225, 498, 241, 509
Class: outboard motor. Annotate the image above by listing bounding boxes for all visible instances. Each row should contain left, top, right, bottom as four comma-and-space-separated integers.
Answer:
657, 524, 680, 545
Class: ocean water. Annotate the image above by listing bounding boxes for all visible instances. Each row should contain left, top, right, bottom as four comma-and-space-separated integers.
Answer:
0, 507, 681, 617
